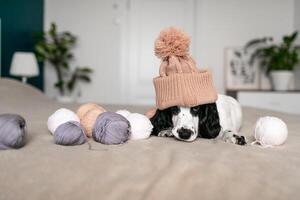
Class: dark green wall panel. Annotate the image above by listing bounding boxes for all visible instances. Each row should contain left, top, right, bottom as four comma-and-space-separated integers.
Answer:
0, 0, 44, 91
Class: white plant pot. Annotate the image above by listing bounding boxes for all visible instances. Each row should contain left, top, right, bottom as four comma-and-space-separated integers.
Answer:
270, 70, 293, 91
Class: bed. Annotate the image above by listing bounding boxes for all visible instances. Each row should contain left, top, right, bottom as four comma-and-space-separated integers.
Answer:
0, 78, 300, 200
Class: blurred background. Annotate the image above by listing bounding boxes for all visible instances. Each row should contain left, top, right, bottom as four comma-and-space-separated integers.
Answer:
1, 0, 300, 114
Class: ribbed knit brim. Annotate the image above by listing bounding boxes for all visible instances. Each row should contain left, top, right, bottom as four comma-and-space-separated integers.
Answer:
153, 70, 218, 110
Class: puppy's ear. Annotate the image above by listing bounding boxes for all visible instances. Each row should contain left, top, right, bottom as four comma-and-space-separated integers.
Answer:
150, 106, 178, 136
194, 103, 221, 139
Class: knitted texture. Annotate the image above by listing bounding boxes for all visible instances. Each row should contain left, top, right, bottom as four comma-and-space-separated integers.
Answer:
76, 103, 106, 137
153, 27, 217, 109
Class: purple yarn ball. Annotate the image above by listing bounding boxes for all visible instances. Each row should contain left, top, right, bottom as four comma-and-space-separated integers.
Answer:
0, 114, 27, 150
54, 121, 87, 146
92, 112, 130, 145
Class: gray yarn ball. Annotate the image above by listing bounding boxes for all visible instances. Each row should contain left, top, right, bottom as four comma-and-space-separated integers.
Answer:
54, 121, 87, 146
0, 114, 27, 150
92, 112, 130, 145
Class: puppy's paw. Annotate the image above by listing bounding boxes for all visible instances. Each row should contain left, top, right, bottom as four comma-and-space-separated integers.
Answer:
158, 129, 173, 137
221, 130, 247, 146
232, 134, 247, 146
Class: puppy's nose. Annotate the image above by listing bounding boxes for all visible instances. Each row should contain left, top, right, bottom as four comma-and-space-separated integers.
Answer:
177, 128, 193, 140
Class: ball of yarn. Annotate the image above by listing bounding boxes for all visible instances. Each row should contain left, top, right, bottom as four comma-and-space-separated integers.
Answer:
92, 112, 130, 145
0, 114, 27, 150
254, 116, 288, 147
117, 110, 153, 140
127, 113, 153, 140
155, 27, 190, 59
80, 108, 105, 137
116, 110, 131, 118
76, 103, 106, 120
47, 108, 80, 134
54, 121, 86, 146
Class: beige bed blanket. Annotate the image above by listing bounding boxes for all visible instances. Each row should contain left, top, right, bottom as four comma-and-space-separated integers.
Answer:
0, 78, 300, 200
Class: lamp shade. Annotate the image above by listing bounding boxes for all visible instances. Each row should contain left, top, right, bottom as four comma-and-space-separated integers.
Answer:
10, 52, 39, 77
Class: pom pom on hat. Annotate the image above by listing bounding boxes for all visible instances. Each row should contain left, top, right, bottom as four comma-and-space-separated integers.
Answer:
253, 116, 288, 147
54, 121, 86, 145
93, 112, 130, 145
0, 114, 27, 150
47, 108, 80, 134
47, 108, 86, 146
155, 27, 190, 59
116, 110, 153, 140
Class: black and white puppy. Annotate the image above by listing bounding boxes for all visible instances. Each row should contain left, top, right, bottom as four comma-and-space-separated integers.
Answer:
150, 94, 246, 145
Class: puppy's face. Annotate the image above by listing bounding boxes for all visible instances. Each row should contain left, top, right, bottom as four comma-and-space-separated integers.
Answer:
171, 107, 199, 142
150, 103, 221, 142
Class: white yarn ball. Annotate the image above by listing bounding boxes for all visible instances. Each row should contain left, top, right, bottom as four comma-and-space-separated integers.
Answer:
116, 110, 131, 118
47, 108, 80, 134
116, 110, 153, 140
127, 113, 153, 140
254, 116, 288, 147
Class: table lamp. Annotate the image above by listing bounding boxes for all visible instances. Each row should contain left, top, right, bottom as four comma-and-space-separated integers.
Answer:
10, 52, 39, 83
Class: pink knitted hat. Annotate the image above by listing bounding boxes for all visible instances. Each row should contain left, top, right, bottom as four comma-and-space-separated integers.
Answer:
153, 27, 218, 110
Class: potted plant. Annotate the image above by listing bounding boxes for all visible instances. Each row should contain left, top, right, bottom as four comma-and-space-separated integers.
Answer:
34, 23, 93, 102
244, 31, 300, 91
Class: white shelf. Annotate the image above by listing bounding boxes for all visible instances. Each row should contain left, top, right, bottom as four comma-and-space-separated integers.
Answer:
237, 91, 300, 115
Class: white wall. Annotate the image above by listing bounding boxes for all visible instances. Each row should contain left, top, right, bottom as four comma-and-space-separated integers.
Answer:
195, 0, 294, 92
295, 0, 300, 43
45, 0, 295, 105
44, 0, 123, 104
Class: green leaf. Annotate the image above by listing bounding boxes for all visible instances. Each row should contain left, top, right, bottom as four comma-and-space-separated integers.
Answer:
244, 31, 299, 73
77, 75, 91, 82
54, 80, 64, 88
62, 62, 69, 69
49, 22, 57, 38
33, 21, 93, 92
77, 67, 93, 73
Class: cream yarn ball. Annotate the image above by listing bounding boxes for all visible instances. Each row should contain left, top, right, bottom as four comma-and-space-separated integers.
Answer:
127, 113, 153, 140
47, 108, 80, 134
254, 116, 288, 147
77, 103, 106, 120
81, 109, 104, 137
116, 110, 131, 118
77, 104, 106, 137
116, 110, 153, 140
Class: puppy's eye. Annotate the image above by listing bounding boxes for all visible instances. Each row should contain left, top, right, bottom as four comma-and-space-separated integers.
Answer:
191, 106, 200, 114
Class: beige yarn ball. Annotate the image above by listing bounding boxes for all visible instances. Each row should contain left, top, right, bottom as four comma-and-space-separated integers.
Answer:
77, 104, 106, 137
77, 103, 105, 120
